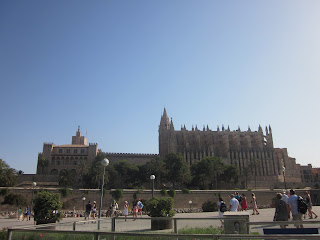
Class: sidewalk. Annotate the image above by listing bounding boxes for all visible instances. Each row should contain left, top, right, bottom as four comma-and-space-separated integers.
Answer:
1, 207, 319, 233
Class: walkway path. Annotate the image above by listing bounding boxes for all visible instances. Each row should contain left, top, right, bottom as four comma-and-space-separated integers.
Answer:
1, 206, 320, 234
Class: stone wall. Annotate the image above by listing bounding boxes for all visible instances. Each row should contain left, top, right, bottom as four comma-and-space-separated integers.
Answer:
105, 153, 158, 165
1, 188, 319, 212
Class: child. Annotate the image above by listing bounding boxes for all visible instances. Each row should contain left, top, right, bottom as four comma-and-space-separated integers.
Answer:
133, 205, 138, 221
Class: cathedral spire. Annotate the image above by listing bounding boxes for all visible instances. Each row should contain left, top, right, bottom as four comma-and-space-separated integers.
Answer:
265, 126, 269, 134
269, 125, 272, 134
170, 118, 174, 131
163, 107, 168, 118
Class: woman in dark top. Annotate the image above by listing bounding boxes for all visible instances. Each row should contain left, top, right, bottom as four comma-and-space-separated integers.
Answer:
274, 193, 290, 229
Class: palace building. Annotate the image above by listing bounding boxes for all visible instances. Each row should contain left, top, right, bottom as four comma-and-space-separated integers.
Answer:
31, 108, 312, 188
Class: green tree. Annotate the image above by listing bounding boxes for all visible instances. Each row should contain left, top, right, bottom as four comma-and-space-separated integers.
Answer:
1, 193, 27, 206
164, 153, 191, 189
78, 160, 89, 188
110, 189, 123, 202
144, 157, 167, 188
86, 152, 111, 189
33, 191, 63, 223
220, 164, 239, 184
191, 156, 224, 189
241, 167, 250, 189
38, 158, 49, 174
248, 158, 260, 189
58, 169, 75, 187
113, 160, 139, 188
0, 159, 17, 187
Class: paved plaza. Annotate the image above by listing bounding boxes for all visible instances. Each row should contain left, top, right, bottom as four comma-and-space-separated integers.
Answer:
1, 206, 320, 235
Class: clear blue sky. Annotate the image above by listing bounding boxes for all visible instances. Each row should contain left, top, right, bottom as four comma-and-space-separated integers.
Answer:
1, 1, 319, 174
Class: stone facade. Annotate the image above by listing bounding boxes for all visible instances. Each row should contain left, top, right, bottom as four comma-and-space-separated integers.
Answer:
297, 164, 313, 184
31, 108, 312, 188
35, 127, 157, 186
105, 152, 158, 165
37, 127, 99, 182
159, 108, 302, 186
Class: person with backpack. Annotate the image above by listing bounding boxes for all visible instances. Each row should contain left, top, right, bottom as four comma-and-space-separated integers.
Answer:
218, 197, 226, 227
288, 189, 303, 228
137, 199, 144, 217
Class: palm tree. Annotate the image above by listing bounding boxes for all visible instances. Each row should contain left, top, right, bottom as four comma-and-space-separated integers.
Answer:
38, 158, 49, 174
58, 169, 75, 187
78, 160, 89, 188
248, 158, 260, 189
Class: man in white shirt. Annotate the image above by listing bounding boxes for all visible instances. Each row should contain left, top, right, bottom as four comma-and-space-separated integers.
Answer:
282, 191, 289, 204
229, 194, 239, 212
288, 189, 303, 228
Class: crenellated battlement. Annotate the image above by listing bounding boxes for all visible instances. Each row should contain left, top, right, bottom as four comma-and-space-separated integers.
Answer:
105, 152, 158, 156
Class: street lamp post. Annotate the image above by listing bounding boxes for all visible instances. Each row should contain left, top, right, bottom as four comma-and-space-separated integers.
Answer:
82, 197, 86, 213
150, 175, 155, 198
282, 166, 287, 190
98, 158, 109, 230
31, 182, 36, 220
189, 200, 192, 213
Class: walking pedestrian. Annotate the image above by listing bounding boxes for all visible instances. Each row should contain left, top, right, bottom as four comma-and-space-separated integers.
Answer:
229, 194, 239, 212
85, 201, 92, 220
241, 194, 248, 211
273, 193, 290, 229
305, 190, 317, 219
288, 189, 303, 228
251, 193, 259, 215
124, 201, 129, 221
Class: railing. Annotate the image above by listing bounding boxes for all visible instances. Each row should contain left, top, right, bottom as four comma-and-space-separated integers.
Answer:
7, 217, 320, 240
7, 228, 320, 240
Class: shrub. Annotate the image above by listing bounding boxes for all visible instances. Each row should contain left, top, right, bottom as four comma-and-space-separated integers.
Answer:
179, 226, 223, 234
111, 189, 123, 202
0, 228, 7, 240
0, 188, 9, 196
160, 189, 167, 196
1, 193, 27, 206
34, 191, 63, 223
202, 200, 218, 212
60, 188, 70, 197
168, 189, 176, 198
146, 197, 175, 217
182, 188, 190, 194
